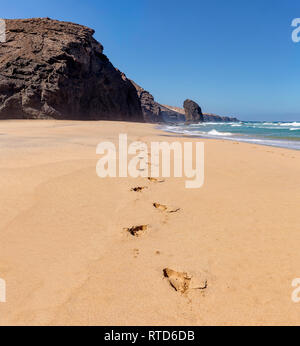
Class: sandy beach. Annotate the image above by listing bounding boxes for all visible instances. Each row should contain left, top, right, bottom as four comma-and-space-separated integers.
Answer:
0, 120, 300, 326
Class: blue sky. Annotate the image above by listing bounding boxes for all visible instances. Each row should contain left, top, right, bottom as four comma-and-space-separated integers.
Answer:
2, 0, 300, 120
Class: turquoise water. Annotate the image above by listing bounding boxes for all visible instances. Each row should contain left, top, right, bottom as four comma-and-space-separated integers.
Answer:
162, 121, 300, 150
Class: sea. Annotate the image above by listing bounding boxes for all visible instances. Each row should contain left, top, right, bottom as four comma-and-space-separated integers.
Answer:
161, 121, 300, 150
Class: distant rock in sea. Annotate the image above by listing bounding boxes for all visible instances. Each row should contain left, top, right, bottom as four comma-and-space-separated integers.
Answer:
0, 18, 143, 121
183, 99, 204, 123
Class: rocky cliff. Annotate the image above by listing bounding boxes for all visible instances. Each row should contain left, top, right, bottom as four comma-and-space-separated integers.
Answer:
130, 80, 162, 123
0, 18, 239, 124
0, 18, 143, 121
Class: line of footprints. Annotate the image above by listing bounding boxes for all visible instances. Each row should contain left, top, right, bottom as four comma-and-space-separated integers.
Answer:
124, 176, 208, 295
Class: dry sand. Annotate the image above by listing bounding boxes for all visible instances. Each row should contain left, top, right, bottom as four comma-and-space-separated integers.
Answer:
0, 120, 299, 326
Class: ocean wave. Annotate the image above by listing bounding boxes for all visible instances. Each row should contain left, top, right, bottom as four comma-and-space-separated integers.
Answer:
279, 122, 300, 127
207, 129, 233, 136
160, 121, 300, 150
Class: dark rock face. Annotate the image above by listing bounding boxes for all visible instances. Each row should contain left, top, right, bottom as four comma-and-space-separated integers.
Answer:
130, 80, 162, 123
183, 99, 204, 123
0, 18, 143, 121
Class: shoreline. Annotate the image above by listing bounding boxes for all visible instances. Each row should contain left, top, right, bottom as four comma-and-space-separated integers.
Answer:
0, 120, 299, 326
159, 122, 300, 151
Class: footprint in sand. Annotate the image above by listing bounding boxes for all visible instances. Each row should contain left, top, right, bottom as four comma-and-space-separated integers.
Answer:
153, 203, 181, 214
148, 177, 165, 183
163, 268, 208, 294
124, 225, 148, 237
163, 268, 191, 293
153, 202, 168, 212
131, 186, 148, 192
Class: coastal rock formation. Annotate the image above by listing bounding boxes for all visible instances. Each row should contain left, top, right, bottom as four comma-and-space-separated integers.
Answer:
203, 113, 239, 122
159, 104, 185, 122
0, 18, 143, 121
162, 104, 239, 123
183, 99, 204, 123
130, 80, 162, 123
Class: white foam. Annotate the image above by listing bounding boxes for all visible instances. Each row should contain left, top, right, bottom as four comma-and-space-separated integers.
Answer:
280, 122, 300, 127
207, 129, 233, 136
159, 122, 300, 150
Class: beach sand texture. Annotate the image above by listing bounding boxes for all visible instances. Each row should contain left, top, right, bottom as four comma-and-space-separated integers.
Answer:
0, 120, 299, 326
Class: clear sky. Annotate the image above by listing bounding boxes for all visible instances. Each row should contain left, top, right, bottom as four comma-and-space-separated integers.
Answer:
2, 0, 300, 120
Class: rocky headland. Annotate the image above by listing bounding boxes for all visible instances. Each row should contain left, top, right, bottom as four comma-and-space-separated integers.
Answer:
162, 104, 239, 123
0, 18, 143, 121
0, 18, 239, 123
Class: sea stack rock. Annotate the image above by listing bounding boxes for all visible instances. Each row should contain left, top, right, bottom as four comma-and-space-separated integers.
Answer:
183, 99, 204, 123
0, 18, 143, 121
